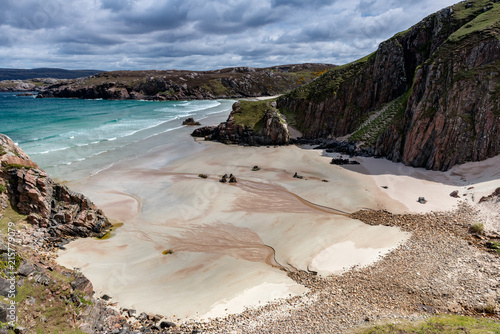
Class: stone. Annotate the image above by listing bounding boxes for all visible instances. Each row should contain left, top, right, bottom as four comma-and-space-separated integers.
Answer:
0, 302, 8, 322
14, 327, 26, 334
228, 174, 237, 183
293, 172, 303, 179
0, 278, 15, 298
70, 275, 93, 295
198, 174, 208, 179
252, 166, 261, 171
417, 197, 427, 204
17, 262, 36, 277
450, 190, 460, 198
219, 174, 228, 183
182, 118, 201, 126
159, 321, 176, 329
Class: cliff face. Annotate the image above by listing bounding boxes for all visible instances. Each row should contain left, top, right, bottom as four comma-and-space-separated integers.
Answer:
34, 63, 334, 101
192, 100, 290, 146
0, 134, 111, 243
278, 0, 500, 170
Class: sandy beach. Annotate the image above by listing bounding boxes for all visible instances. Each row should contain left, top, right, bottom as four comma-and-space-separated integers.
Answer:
55, 106, 499, 324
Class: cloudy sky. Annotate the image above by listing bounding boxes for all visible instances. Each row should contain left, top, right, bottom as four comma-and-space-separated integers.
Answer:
1, 0, 458, 71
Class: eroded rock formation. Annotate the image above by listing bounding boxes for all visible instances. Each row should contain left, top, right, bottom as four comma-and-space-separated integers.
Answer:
192, 101, 290, 146
278, 1, 500, 170
0, 134, 111, 242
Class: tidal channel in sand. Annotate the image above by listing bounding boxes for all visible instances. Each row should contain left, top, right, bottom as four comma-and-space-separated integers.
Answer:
56, 113, 410, 321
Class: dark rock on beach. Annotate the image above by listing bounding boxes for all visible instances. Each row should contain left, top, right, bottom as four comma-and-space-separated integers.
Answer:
182, 117, 201, 126
330, 158, 360, 165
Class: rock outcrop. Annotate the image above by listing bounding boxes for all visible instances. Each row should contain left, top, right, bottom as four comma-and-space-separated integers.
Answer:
0, 134, 111, 243
192, 101, 290, 146
277, 0, 500, 170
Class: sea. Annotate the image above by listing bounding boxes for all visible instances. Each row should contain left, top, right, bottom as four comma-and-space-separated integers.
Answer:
0, 92, 234, 181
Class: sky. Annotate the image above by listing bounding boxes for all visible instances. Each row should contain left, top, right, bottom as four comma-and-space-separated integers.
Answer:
0, 0, 459, 71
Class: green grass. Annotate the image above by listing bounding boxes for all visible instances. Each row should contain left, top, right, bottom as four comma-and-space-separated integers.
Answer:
0, 204, 28, 235
350, 95, 406, 145
448, 2, 500, 42
470, 223, 485, 234
452, 0, 495, 21
232, 99, 277, 130
15, 276, 88, 333
1, 163, 32, 171
355, 315, 500, 333
0, 184, 5, 194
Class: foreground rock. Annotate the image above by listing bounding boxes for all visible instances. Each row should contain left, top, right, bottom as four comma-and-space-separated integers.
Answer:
192, 100, 290, 146
0, 134, 111, 243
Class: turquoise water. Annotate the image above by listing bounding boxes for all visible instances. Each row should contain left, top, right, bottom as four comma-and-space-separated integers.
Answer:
0, 92, 233, 180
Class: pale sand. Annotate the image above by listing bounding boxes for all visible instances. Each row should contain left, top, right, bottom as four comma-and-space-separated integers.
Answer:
56, 133, 499, 322
334, 153, 500, 215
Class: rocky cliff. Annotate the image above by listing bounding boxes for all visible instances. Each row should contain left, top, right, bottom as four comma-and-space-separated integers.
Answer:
192, 100, 290, 146
30, 63, 333, 100
0, 134, 111, 243
278, 0, 500, 170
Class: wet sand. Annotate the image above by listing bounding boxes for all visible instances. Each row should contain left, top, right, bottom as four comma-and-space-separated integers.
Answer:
56, 133, 410, 321
56, 111, 499, 322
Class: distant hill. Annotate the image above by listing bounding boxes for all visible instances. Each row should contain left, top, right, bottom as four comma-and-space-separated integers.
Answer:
0, 68, 103, 80
36, 63, 335, 100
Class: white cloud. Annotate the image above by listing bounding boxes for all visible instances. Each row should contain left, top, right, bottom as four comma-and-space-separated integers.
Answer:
0, 0, 459, 70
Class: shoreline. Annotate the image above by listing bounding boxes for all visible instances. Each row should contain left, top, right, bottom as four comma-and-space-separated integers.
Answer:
54, 123, 499, 327
56, 141, 411, 321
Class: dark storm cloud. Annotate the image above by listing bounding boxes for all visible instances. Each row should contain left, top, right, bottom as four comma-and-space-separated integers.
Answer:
0, 0, 77, 30
0, 0, 459, 71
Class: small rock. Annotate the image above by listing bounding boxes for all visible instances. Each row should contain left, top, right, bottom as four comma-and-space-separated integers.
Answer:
198, 174, 208, 179
14, 327, 27, 334
252, 166, 261, 171
17, 262, 36, 277
450, 190, 459, 198
228, 174, 237, 183
0, 302, 9, 322
160, 321, 176, 329
182, 118, 201, 126
219, 174, 228, 183
293, 172, 303, 179
417, 197, 427, 204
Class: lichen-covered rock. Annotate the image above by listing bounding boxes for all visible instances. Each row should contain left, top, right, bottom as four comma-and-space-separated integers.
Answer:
0, 134, 111, 242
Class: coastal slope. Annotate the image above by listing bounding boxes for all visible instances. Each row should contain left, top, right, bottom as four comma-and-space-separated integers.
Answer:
275, 0, 500, 171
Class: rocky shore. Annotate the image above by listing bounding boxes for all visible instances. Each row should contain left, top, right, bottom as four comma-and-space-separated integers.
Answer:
2, 129, 499, 333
